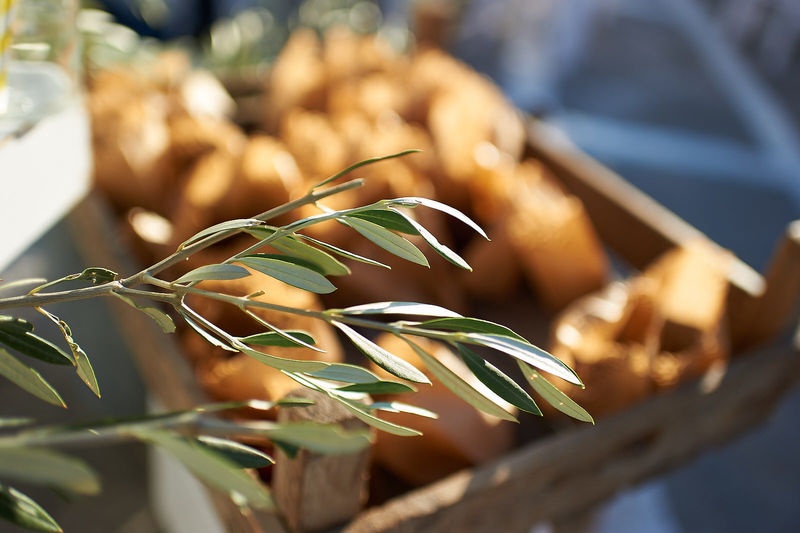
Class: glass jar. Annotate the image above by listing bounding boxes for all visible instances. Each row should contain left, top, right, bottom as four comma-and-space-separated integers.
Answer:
0, 0, 91, 270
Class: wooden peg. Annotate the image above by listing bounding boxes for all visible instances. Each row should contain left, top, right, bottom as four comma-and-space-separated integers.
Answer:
272, 389, 373, 533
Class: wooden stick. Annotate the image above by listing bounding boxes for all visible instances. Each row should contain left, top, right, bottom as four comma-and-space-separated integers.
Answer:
273, 389, 374, 533
343, 336, 800, 533
525, 120, 765, 305
731, 220, 800, 349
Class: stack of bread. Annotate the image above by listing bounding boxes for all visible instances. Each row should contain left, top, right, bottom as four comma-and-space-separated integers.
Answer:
549, 240, 733, 418
89, 27, 729, 487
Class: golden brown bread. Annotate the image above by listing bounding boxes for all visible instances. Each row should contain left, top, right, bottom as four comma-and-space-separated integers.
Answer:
548, 240, 732, 418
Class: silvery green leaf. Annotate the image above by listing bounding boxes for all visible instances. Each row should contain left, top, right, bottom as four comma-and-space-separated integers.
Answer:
419, 317, 526, 341
282, 372, 421, 436
0, 447, 100, 495
178, 312, 237, 352
240, 330, 317, 349
518, 361, 593, 424
131, 428, 273, 510
334, 301, 461, 318
238, 254, 337, 294
180, 219, 263, 249
313, 150, 420, 188
306, 364, 383, 384
243, 312, 324, 353
297, 235, 391, 269
366, 401, 438, 419
237, 345, 330, 373
37, 309, 100, 398
336, 381, 416, 394
0, 484, 61, 532
401, 338, 516, 422
347, 209, 419, 234
333, 397, 421, 436
112, 293, 175, 333
332, 322, 430, 384
262, 422, 371, 455
173, 264, 250, 284
0, 349, 65, 407
269, 236, 350, 276
462, 334, 582, 387
387, 208, 471, 270
340, 217, 429, 267
457, 345, 541, 415
195, 436, 274, 468
387, 197, 488, 239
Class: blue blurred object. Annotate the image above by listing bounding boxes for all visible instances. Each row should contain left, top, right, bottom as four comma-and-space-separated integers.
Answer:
95, 0, 274, 39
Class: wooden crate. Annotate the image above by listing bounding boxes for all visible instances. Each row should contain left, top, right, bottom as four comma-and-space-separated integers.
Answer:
67, 119, 800, 533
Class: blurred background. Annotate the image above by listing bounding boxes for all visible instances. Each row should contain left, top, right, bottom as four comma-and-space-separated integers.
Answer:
2, 0, 799, 531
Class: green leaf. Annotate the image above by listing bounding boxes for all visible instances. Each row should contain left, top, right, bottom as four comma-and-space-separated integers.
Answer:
238, 254, 337, 294
306, 363, 383, 384
25, 268, 116, 296
419, 317, 527, 341
457, 345, 541, 415
340, 217, 429, 267
387, 197, 488, 240
77, 267, 118, 285
365, 401, 438, 419
268, 236, 350, 276
462, 334, 582, 387
283, 372, 421, 436
0, 349, 65, 407
388, 208, 472, 270
401, 338, 516, 422
36, 309, 100, 398
72, 344, 101, 399
336, 381, 416, 394
195, 436, 274, 468
112, 293, 175, 333
297, 235, 391, 269
263, 422, 372, 455
131, 428, 273, 510
0, 447, 100, 495
173, 264, 250, 284
179, 312, 238, 352
240, 330, 317, 349
313, 150, 420, 188
0, 329, 72, 366
0, 316, 34, 334
347, 209, 420, 234
180, 219, 264, 249
333, 301, 461, 318
518, 361, 594, 424
0, 484, 61, 532
333, 397, 421, 436
26, 275, 80, 295
243, 311, 324, 353
0, 418, 33, 428
237, 345, 330, 373
0, 279, 48, 294
332, 322, 430, 384
272, 440, 301, 459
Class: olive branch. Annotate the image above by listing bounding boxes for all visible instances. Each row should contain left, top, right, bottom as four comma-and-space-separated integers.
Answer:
0, 151, 591, 532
